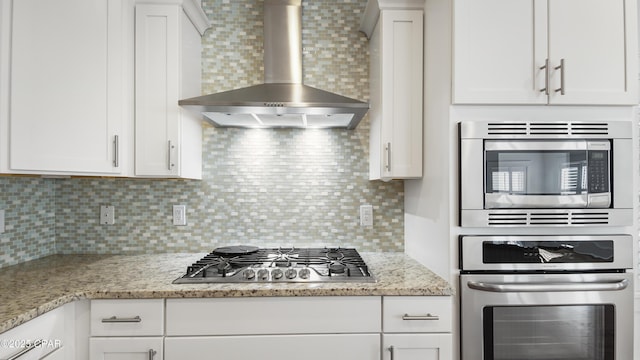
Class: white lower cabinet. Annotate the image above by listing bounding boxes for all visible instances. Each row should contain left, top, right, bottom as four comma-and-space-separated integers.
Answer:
165, 296, 381, 360
165, 334, 379, 360
383, 334, 452, 360
165, 296, 381, 335
78, 296, 452, 360
382, 296, 453, 360
89, 337, 163, 360
0, 306, 66, 360
89, 299, 164, 360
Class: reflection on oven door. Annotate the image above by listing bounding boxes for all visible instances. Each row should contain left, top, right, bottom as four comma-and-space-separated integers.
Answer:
489, 305, 611, 360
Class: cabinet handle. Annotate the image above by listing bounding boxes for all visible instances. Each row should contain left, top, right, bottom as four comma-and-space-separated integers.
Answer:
148, 349, 157, 360
388, 345, 395, 360
113, 135, 119, 168
539, 58, 549, 95
6, 339, 43, 360
385, 142, 391, 172
402, 313, 440, 321
168, 140, 175, 171
101, 315, 142, 323
554, 58, 565, 95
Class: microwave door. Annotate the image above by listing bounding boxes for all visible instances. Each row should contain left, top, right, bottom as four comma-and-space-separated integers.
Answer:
483, 140, 608, 209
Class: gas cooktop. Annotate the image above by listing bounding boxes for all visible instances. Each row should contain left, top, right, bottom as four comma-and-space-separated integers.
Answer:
173, 246, 375, 284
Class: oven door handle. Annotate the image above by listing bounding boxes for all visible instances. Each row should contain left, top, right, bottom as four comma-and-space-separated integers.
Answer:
467, 279, 629, 293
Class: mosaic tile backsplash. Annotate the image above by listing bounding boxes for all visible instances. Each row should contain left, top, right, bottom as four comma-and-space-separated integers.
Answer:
0, 177, 56, 267
0, 0, 404, 267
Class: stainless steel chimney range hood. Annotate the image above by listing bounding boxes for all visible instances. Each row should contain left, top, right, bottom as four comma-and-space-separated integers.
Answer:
179, 0, 369, 129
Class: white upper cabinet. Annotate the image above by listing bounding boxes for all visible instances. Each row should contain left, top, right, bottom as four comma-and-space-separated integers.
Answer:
362, 0, 424, 181
453, 0, 638, 105
0, 0, 208, 177
134, 0, 209, 179
0, 0, 133, 175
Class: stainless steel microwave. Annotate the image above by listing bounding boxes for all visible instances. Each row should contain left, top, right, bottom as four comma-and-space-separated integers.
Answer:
460, 120, 633, 227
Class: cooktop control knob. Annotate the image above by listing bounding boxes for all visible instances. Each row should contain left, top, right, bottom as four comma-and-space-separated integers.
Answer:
243, 269, 255, 280
298, 268, 310, 279
271, 268, 283, 280
257, 269, 269, 280
285, 268, 297, 279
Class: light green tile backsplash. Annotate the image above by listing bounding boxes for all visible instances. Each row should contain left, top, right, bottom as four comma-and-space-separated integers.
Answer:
0, 0, 404, 266
0, 177, 56, 267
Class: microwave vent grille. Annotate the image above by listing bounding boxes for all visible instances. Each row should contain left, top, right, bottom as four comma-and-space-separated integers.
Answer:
486, 122, 610, 136
487, 211, 610, 226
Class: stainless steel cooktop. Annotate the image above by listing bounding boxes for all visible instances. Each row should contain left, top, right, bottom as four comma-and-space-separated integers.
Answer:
173, 246, 375, 284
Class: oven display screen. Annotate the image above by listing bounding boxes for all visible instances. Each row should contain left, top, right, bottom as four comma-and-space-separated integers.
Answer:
482, 240, 614, 263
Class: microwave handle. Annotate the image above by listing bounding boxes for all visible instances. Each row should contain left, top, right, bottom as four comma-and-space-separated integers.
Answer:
467, 279, 628, 293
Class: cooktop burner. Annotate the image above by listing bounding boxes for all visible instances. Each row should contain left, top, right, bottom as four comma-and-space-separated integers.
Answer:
173, 247, 375, 284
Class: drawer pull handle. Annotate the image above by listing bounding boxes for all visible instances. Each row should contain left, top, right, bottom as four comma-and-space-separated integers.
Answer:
388, 345, 395, 360
148, 349, 157, 360
101, 315, 142, 323
402, 313, 439, 321
6, 339, 43, 360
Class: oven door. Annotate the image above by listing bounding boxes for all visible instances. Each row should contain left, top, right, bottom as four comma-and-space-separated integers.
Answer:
460, 272, 633, 360
484, 140, 611, 209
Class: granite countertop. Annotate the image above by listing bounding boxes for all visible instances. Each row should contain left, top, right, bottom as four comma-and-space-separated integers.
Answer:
0, 252, 453, 333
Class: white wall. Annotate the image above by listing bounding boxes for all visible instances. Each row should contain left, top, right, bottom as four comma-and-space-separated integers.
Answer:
404, 0, 453, 282
403, 0, 457, 358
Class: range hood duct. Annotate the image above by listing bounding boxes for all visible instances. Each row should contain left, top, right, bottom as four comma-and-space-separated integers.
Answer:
179, 0, 369, 129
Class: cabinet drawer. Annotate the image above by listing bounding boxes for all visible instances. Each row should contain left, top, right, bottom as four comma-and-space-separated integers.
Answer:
166, 296, 381, 335
0, 307, 64, 360
382, 334, 452, 360
383, 296, 452, 333
89, 337, 163, 360
90, 299, 164, 336
165, 334, 380, 360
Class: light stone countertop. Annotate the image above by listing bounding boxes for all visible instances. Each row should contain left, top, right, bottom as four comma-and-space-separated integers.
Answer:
0, 252, 453, 334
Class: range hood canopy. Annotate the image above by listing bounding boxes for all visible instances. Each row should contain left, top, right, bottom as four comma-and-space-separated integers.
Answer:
179, 0, 369, 129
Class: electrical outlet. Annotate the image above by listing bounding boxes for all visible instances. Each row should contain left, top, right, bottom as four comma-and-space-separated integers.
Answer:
0, 209, 4, 234
173, 205, 187, 226
360, 204, 373, 227
100, 205, 115, 225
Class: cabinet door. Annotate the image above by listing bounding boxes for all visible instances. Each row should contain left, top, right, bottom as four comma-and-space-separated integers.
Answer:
8, 0, 128, 174
134, 4, 180, 177
135, 4, 203, 179
382, 334, 452, 360
370, 10, 423, 181
0, 307, 64, 360
165, 334, 380, 360
381, 10, 423, 180
547, 0, 638, 104
453, 0, 548, 104
90, 299, 164, 336
89, 337, 162, 360
383, 296, 452, 333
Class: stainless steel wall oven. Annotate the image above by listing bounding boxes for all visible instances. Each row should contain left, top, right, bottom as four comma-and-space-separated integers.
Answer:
460, 235, 634, 360
459, 120, 633, 227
